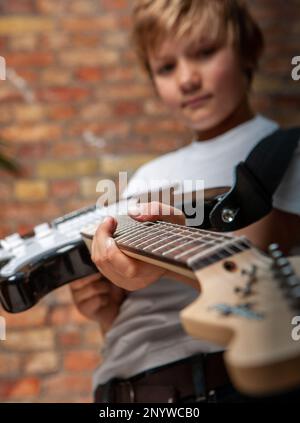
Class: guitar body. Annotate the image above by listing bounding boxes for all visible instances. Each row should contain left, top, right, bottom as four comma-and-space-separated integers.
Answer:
0, 187, 225, 313
0, 240, 97, 313
181, 251, 300, 396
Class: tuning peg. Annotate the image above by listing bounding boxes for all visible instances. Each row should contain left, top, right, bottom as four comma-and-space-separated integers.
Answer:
286, 275, 300, 289
275, 257, 290, 268
279, 265, 294, 278
268, 244, 284, 261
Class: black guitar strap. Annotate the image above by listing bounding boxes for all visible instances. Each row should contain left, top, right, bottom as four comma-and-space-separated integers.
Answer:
209, 127, 300, 231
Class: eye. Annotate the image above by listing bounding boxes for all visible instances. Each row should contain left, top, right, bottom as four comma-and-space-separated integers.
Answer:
155, 62, 176, 76
193, 45, 218, 59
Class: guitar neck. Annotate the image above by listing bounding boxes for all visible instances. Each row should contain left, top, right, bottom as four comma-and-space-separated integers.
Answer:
81, 215, 251, 279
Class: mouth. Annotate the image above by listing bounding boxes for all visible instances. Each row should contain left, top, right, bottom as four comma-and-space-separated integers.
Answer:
181, 94, 212, 109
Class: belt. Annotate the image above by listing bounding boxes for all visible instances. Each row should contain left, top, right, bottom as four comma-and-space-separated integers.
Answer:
94, 352, 231, 403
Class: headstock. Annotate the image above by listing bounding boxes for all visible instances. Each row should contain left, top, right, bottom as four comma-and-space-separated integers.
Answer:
181, 245, 300, 396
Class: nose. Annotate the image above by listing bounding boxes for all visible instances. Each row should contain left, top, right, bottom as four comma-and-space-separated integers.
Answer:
176, 59, 202, 94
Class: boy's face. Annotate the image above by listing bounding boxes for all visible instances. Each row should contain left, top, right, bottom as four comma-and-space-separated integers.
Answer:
148, 33, 250, 135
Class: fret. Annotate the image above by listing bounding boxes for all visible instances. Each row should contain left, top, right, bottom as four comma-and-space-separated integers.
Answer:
124, 227, 163, 246
115, 226, 150, 243
188, 237, 250, 271
151, 236, 188, 253
188, 238, 237, 264
173, 241, 216, 260
115, 222, 140, 237
105, 218, 253, 274
161, 238, 202, 256
143, 234, 179, 251
155, 221, 234, 244
130, 229, 174, 248
125, 229, 164, 247
115, 224, 138, 237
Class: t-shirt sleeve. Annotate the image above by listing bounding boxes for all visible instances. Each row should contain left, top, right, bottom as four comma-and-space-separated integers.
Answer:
273, 138, 300, 216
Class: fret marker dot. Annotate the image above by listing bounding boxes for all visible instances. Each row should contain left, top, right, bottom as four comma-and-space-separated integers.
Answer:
223, 261, 238, 272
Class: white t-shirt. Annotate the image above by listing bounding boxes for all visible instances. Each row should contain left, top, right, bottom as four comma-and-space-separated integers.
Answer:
93, 115, 300, 388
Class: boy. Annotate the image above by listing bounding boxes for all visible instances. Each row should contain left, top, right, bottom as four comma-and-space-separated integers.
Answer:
71, 0, 300, 402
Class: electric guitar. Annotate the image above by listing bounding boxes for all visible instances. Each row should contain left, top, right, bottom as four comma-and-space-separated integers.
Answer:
0, 186, 225, 313
80, 215, 300, 397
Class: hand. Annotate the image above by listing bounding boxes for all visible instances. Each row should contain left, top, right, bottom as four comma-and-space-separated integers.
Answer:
69, 273, 127, 334
91, 202, 186, 291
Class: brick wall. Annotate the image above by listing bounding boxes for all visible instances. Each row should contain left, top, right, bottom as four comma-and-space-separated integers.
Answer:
0, 0, 299, 403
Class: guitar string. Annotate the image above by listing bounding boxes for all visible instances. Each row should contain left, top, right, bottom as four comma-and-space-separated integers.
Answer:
113, 219, 249, 267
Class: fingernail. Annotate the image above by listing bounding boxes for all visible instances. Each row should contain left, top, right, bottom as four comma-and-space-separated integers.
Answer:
128, 204, 142, 216
103, 216, 112, 224
105, 237, 115, 251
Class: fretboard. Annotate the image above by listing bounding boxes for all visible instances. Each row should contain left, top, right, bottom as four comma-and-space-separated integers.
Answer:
112, 216, 250, 272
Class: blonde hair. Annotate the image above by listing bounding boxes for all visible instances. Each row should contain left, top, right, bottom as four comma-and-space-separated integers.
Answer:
131, 0, 264, 81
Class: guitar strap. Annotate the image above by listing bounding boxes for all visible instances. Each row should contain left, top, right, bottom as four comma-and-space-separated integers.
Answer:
208, 127, 300, 231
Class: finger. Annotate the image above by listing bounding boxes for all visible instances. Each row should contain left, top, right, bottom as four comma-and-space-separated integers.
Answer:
128, 202, 185, 225
69, 273, 103, 291
79, 294, 109, 316
71, 280, 110, 303
91, 215, 117, 266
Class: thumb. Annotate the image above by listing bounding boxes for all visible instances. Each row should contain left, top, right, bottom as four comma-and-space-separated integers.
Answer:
128, 202, 185, 225
101, 216, 118, 236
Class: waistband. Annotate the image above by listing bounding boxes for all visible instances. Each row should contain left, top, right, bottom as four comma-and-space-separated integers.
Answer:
94, 351, 231, 403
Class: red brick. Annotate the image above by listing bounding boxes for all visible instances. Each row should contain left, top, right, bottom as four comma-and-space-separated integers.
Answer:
16, 143, 49, 160
42, 374, 92, 395
0, 105, 13, 124
0, 354, 21, 376
2, 305, 48, 328
114, 101, 142, 116
38, 87, 90, 103
36, 0, 66, 14
50, 180, 80, 199
23, 352, 60, 375
67, 0, 98, 15
59, 49, 119, 67
68, 121, 130, 138
49, 305, 71, 325
3, 328, 55, 351
40, 68, 72, 86
0, 181, 13, 199
95, 83, 152, 100
101, 0, 128, 11
69, 34, 100, 48
48, 105, 77, 120
64, 350, 100, 371
5, 52, 54, 68
1, 123, 62, 143
1, 0, 36, 13
80, 103, 112, 120
62, 16, 119, 32
102, 67, 136, 82
0, 86, 23, 103
75, 67, 104, 82
50, 142, 85, 158
0, 377, 40, 400
9, 34, 37, 51
15, 69, 38, 83
134, 119, 185, 135
82, 326, 103, 347
58, 327, 81, 347
0, 17, 54, 34
40, 32, 68, 50
0, 202, 61, 223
